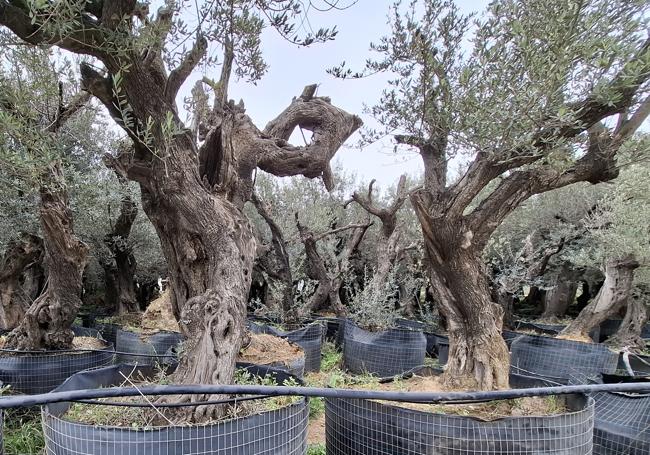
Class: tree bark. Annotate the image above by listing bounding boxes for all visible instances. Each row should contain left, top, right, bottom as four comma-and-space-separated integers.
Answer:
4, 163, 89, 350
0, 233, 44, 330
606, 294, 648, 351
413, 200, 510, 390
561, 256, 639, 338
102, 181, 138, 314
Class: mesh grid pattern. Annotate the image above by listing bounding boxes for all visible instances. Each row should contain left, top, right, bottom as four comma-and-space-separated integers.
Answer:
510, 334, 618, 382
42, 399, 308, 455
325, 394, 594, 454
115, 330, 184, 366
343, 323, 426, 377
569, 373, 650, 455
0, 348, 115, 394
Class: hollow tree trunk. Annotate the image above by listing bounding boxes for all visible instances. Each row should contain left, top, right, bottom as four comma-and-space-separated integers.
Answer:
413, 207, 510, 390
561, 256, 639, 338
0, 233, 44, 330
103, 187, 138, 314
606, 295, 648, 351
5, 163, 89, 350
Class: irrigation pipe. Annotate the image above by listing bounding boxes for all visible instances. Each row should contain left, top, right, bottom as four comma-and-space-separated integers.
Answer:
2, 382, 650, 409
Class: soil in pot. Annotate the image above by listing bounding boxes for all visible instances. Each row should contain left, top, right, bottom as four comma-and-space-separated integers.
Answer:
64, 366, 301, 428
239, 333, 304, 369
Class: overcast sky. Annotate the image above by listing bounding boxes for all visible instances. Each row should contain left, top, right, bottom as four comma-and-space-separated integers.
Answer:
189, 0, 489, 190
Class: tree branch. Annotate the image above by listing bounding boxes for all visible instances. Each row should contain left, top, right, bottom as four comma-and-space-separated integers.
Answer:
0, 0, 107, 58
447, 36, 650, 218
166, 34, 208, 102
257, 85, 362, 188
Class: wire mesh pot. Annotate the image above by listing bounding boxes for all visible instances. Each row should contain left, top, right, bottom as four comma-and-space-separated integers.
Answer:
42, 364, 309, 455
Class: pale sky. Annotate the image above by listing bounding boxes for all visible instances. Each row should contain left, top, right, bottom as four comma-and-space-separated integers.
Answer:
181, 0, 490, 189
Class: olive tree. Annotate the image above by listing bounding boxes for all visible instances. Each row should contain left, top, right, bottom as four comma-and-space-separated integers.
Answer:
561, 138, 650, 345
0, 0, 360, 419
332, 0, 650, 389
0, 43, 93, 348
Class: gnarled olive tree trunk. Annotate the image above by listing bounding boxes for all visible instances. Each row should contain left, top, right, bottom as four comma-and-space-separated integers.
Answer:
101, 178, 138, 314
5, 163, 89, 350
413, 205, 510, 390
606, 292, 648, 351
0, 233, 43, 330
541, 263, 579, 321
561, 256, 639, 339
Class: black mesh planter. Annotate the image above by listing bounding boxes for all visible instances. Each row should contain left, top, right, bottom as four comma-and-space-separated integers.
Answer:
247, 321, 323, 372
95, 323, 120, 346
343, 323, 426, 377
394, 319, 438, 357
325, 378, 594, 454
510, 334, 619, 383
569, 373, 650, 455
314, 317, 342, 344
599, 319, 650, 342
71, 325, 102, 338
115, 329, 184, 366
0, 346, 115, 394
42, 363, 309, 455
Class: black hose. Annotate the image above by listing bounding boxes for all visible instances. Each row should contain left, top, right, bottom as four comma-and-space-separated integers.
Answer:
73, 394, 272, 408
2, 382, 650, 409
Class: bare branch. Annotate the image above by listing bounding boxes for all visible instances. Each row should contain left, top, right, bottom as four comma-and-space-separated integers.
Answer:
346, 174, 409, 237
47, 91, 91, 133
613, 95, 650, 144
166, 34, 208, 101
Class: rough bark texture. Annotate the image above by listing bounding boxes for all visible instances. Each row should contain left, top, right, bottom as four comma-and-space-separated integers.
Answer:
4, 163, 89, 350
606, 294, 648, 352
297, 215, 370, 317
0, 233, 44, 330
101, 175, 139, 314
413, 201, 510, 390
561, 256, 639, 338
0, 4, 358, 419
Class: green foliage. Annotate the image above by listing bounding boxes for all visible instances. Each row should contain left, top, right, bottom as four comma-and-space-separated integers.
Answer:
307, 444, 326, 455
309, 396, 325, 419
320, 341, 343, 372
2, 408, 45, 455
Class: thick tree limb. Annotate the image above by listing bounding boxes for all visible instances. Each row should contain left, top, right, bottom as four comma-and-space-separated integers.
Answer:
0, 1, 107, 58
448, 36, 650, 218
257, 85, 362, 185
101, 0, 138, 29
166, 34, 208, 101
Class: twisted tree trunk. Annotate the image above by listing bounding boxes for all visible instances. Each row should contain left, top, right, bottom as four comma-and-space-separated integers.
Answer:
413, 202, 510, 390
102, 178, 138, 314
5, 163, 89, 350
0, 233, 44, 330
561, 256, 639, 339
606, 294, 648, 351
